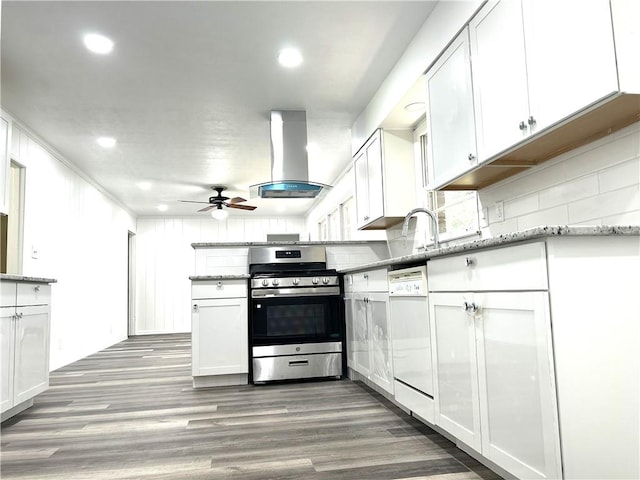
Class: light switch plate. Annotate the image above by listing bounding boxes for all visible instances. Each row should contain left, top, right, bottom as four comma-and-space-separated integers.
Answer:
495, 201, 505, 222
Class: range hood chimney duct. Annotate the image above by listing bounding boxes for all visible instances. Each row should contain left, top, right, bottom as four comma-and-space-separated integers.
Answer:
250, 110, 330, 199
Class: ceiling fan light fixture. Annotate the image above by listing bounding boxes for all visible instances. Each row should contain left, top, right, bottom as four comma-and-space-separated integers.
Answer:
211, 207, 228, 220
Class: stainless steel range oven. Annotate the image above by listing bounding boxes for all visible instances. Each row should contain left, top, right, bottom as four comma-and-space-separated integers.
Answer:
248, 246, 345, 383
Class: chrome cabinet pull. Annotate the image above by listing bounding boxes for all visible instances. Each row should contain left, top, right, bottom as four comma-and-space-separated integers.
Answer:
464, 257, 474, 267
192, 304, 199, 312
216, 281, 223, 289
528, 115, 537, 127
35, 285, 41, 293
468, 153, 476, 162
519, 121, 527, 131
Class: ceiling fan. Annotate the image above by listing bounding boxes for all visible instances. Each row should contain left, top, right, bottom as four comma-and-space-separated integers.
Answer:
179, 186, 257, 215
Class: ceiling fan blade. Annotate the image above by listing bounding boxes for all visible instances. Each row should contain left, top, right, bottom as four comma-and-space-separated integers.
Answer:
197, 205, 216, 213
179, 200, 211, 204
228, 196, 247, 204
227, 203, 257, 211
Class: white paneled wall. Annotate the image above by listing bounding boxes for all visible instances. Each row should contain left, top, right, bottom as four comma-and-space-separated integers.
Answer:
479, 122, 640, 235
134, 216, 305, 335
10, 124, 136, 371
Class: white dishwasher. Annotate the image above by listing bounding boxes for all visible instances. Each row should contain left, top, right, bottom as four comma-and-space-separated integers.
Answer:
388, 265, 434, 423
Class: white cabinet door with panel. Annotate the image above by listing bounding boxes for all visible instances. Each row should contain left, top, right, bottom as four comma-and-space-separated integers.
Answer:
191, 279, 248, 387
425, 27, 478, 189
471, 0, 618, 162
351, 294, 371, 378
354, 129, 415, 230
430, 291, 561, 479
344, 293, 355, 369
1, 307, 16, 413
367, 292, 393, 394
430, 292, 482, 451
13, 305, 50, 405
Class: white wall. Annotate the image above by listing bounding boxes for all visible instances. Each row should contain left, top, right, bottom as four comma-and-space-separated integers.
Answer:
134, 216, 305, 335
9, 122, 136, 371
479, 122, 640, 234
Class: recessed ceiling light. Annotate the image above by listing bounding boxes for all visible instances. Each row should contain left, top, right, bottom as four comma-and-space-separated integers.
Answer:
404, 102, 425, 112
83, 33, 114, 54
157, 204, 168, 212
278, 48, 303, 68
96, 136, 116, 148
137, 181, 152, 191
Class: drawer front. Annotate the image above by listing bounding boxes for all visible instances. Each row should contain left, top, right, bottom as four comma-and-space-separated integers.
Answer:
192, 279, 247, 299
1, 282, 17, 307
16, 283, 51, 306
252, 352, 342, 382
428, 242, 548, 292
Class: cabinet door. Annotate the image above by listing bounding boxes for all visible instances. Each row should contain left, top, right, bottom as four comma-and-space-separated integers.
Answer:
364, 131, 384, 224
470, 0, 530, 161
1, 308, 15, 413
13, 305, 50, 405
430, 292, 482, 451
192, 298, 248, 376
368, 292, 393, 394
352, 295, 371, 377
426, 28, 477, 188
344, 294, 355, 369
354, 149, 370, 227
523, 0, 618, 134
474, 291, 561, 480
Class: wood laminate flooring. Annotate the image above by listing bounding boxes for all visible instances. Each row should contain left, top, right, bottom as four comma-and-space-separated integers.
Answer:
0, 334, 502, 480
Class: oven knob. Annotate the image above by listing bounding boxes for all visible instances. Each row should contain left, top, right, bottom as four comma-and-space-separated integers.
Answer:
292, 278, 300, 286
322, 277, 330, 285
312, 277, 319, 285
261, 279, 269, 287
272, 279, 279, 286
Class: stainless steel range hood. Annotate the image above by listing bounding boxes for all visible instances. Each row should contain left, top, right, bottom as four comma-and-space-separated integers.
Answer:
250, 111, 330, 199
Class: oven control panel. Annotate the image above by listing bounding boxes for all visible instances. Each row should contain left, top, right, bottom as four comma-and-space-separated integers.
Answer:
251, 275, 339, 289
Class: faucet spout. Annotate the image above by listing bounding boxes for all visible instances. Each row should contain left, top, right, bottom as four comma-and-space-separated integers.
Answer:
401, 207, 440, 249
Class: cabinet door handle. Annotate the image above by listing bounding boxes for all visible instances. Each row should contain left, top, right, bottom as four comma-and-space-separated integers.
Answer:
364, 215, 370, 221
462, 301, 479, 313
464, 257, 474, 267
192, 304, 199, 312
528, 115, 537, 127
35, 285, 41, 293
468, 153, 476, 162
519, 121, 527, 131
216, 281, 223, 289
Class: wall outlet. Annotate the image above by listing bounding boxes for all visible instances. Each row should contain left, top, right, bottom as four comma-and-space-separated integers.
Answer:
495, 201, 505, 222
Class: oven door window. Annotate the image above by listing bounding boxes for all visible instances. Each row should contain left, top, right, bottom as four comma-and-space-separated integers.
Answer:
251, 296, 342, 345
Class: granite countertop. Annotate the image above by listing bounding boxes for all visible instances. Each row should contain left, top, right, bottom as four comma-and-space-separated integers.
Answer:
191, 240, 387, 249
340, 225, 640, 273
0, 274, 58, 283
189, 274, 250, 281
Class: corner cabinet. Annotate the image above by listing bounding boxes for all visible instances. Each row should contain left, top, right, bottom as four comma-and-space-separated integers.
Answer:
344, 269, 393, 394
428, 243, 562, 480
425, 27, 477, 190
191, 278, 248, 388
354, 129, 416, 230
1, 280, 52, 421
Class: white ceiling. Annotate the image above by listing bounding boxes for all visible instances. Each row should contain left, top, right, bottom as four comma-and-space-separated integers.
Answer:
1, 1, 436, 217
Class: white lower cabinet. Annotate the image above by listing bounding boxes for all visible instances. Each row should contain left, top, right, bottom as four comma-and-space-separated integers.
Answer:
1, 281, 51, 421
431, 291, 561, 479
191, 279, 248, 387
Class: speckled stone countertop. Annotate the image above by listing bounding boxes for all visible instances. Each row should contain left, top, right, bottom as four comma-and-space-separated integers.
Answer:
340, 225, 640, 273
191, 240, 387, 249
189, 274, 250, 281
0, 274, 57, 283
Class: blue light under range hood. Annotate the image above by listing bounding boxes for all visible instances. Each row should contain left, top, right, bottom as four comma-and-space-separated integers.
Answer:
250, 180, 329, 199
250, 110, 332, 199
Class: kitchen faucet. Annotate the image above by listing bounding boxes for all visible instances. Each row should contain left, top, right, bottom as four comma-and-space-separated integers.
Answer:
401, 207, 440, 250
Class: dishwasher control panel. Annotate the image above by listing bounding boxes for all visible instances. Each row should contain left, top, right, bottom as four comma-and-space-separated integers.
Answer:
388, 266, 427, 296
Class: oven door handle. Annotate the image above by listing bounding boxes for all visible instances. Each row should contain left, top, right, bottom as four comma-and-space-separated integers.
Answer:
251, 287, 341, 298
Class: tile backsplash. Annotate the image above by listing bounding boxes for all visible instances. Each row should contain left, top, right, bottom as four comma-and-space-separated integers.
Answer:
479, 122, 639, 236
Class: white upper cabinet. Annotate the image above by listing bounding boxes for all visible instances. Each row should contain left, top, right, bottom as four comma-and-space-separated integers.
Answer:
470, 0, 618, 162
354, 129, 416, 230
522, 0, 618, 135
425, 28, 478, 189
